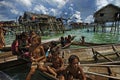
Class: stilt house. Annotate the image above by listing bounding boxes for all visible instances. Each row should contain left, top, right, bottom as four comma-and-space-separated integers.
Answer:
18, 12, 64, 35
93, 4, 120, 32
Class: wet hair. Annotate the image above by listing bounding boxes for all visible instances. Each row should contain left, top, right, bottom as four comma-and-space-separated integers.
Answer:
50, 41, 57, 47
68, 55, 80, 64
81, 36, 85, 38
60, 36, 64, 40
68, 35, 71, 39
51, 47, 60, 55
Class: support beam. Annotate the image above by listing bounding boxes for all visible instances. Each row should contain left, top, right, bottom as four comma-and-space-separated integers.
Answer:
95, 51, 113, 62
112, 45, 120, 57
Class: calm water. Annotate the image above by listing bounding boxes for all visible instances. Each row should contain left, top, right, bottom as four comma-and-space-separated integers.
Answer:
2, 28, 120, 80
5, 28, 120, 46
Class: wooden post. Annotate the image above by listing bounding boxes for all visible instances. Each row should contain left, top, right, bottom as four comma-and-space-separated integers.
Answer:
112, 45, 120, 57
92, 48, 98, 62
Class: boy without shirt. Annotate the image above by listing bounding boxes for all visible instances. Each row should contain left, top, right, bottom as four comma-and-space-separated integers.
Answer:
26, 36, 47, 80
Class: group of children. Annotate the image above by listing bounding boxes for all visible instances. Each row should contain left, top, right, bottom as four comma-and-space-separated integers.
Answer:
14, 32, 86, 80
60, 35, 72, 47
11, 31, 37, 58
11, 31, 87, 80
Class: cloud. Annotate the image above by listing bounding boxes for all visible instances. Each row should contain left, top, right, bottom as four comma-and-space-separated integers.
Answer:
95, 0, 120, 10
114, 0, 120, 7
85, 15, 94, 23
3, 0, 119, 23
45, 0, 68, 8
96, 0, 109, 10
0, 1, 15, 9
49, 8, 57, 16
70, 11, 82, 22
10, 9, 19, 14
33, 5, 48, 14
16, 0, 32, 7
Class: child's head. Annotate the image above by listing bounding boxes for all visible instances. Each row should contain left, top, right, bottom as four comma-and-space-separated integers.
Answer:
61, 36, 64, 40
68, 55, 80, 66
68, 35, 71, 39
32, 36, 41, 45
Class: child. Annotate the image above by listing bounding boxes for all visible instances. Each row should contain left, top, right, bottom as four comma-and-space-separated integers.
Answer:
47, 49, 65, 80
80, 36, 85, 44
64, 55, 86, 80
11, 34, 20, 55
60, 36, 65, 47
26, 35, 47, 80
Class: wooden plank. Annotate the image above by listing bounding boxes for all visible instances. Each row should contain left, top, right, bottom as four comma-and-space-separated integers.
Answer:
93, 61, 120, 65
85, 71, 120, 80
82, 64, 120, 67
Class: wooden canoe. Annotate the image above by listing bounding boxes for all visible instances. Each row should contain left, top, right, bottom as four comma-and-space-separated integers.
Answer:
82, 64, 120, 80
61, 44, 120, 63
30, 62, 120, 80
1, 43, 120, 64
0, 58, 29, 70
0, 46, 11, 52
55, 36, 76, 49
72, 41, 115, 47
0, 43, 120, 80
31, 70, 58, 80
0, 71, 13, 80
1, 58, 120, 80
0, 52, 120, 80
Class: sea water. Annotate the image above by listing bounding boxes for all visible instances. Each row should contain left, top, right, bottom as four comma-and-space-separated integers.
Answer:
4, 28, 120, 46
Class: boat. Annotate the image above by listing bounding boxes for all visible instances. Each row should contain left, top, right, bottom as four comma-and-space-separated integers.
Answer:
0, 56, 120, 80
61, 43, 120, 63
55, 35, 76, 49
0, 71, 13, 80
0, 43, 120, 80
82, 62, 120, 80
27, 43, 120, 80
31, 70, 58, 80
0, 58, 29, 70
30, 61, 120, 80
72, 41, 115, 47
0, 46, 11, 52
1, 43, 120, 65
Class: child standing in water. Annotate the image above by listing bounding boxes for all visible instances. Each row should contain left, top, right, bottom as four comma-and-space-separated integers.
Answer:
80, 36, 85, 44
64, 55, 86, 80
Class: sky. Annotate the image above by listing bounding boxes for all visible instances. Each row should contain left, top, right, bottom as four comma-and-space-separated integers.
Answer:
0, 0, 120, 23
